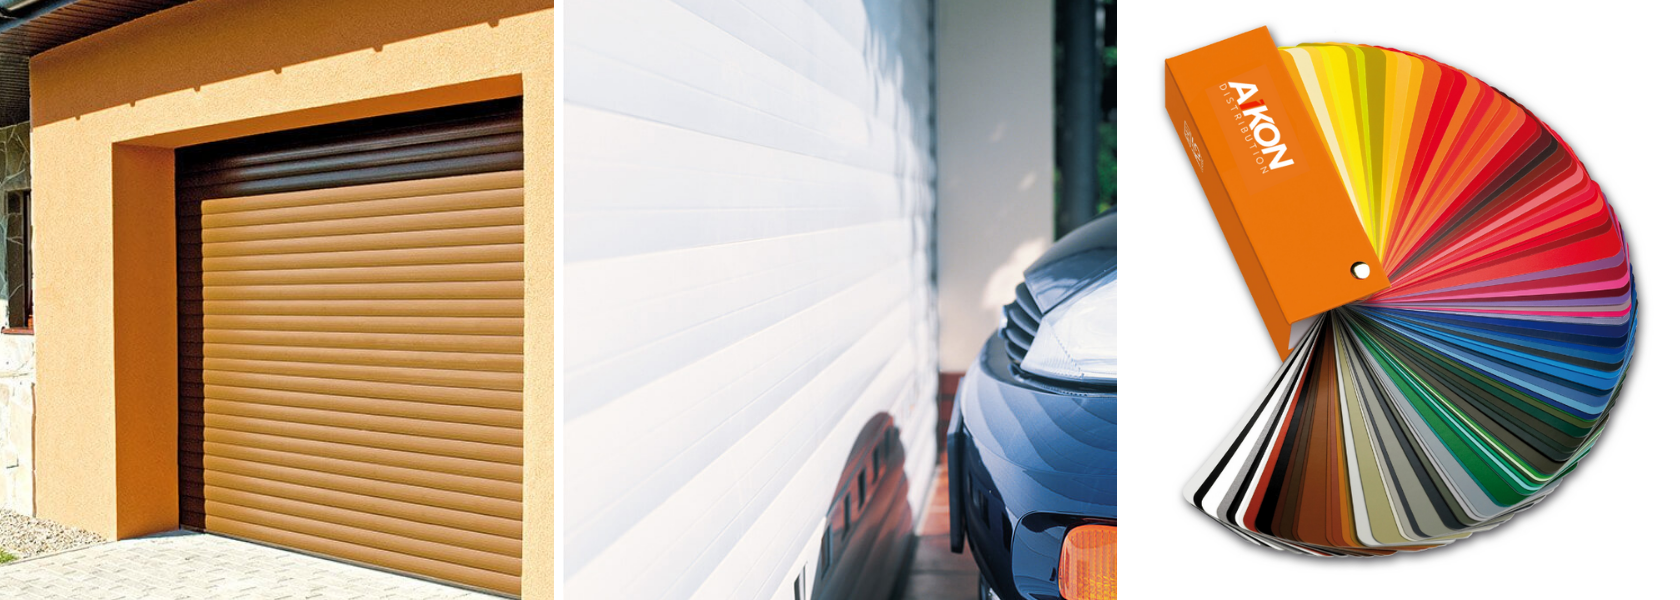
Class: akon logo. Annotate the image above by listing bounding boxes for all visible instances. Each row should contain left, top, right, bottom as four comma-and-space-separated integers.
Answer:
1221, 81, 1295, 172
1203, 67, 1303, 193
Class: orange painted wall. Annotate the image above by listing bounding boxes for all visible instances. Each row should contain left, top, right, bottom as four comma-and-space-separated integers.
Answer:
29, 0, 554, 596
111, 145, 178, 539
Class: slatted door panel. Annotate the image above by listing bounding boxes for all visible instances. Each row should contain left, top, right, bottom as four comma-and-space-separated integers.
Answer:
178, 98, 524, 596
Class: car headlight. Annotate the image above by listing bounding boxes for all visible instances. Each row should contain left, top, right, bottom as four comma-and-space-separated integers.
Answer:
1019, 273, 1116, 384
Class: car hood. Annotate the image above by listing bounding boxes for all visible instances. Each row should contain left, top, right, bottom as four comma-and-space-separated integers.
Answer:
1023, 211, 1116, 313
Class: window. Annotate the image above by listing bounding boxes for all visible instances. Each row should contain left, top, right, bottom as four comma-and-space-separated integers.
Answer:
793, 570, 804, 600
843, 498, 851, 534
856, 471, 867, 511
3, 190, 29, 333
818, 529, 830, 576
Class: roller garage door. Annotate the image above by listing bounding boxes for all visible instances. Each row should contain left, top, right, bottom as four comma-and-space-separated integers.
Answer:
177, 98, 525, 596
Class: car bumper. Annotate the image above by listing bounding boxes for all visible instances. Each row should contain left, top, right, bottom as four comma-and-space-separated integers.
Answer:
948, 333, 1117, 600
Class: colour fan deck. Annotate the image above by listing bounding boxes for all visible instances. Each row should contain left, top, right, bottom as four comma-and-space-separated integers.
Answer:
1185, 42, 1636, 555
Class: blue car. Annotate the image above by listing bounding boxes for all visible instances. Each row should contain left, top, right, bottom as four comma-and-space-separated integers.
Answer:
947, 212, 1117, 600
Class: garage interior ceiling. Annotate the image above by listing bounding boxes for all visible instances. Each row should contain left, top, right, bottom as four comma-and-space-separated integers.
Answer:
0, 0, 195, 125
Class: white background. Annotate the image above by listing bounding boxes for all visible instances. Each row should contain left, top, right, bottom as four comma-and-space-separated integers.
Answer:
1117, 2, 1677, 598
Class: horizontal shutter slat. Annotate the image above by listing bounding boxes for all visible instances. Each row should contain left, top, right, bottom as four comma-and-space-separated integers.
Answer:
195, 298, 524, 318
183, 470, 521, 540
201, 206, 522, 243
190, 488, 522, 558
189, 453, 521, 520
199, 370, 522, 410
201, 187, 523, 229
199, 329, 523, 354
182, 151, 524, 200
187, 441, 521, 500
188, 515, 521, 594
185, 497, 523, 575
189, 384, 523, 429
191, 415, 522, 465
198, 314, 522, 335
184, 122, 522, 177
184, 132, 522, 191
202, 358, 522, 391
201, 263, 524, 286
197, 244, 523, 272
193, 281, 524, 301
193, 343, 522, 372
187, 426, 521, 482
193, 398, 521, 447
200, 226, 523, 257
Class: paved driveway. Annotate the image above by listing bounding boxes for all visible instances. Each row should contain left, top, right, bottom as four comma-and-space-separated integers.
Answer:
897, 448, 979, 600
0, 530, 498, 599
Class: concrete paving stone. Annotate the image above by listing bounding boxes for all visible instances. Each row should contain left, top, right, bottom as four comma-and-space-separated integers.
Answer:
903, 570, 980, 600
0, 531, 500, 599
912, 540, 981, 573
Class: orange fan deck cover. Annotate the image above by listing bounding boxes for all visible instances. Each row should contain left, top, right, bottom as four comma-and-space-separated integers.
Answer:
1165, 26, 1391, 359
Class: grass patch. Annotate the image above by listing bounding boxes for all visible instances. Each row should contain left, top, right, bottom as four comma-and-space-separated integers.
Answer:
0, 549, 15, 564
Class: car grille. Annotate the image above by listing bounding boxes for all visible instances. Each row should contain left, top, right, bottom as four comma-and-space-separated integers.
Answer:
1001, 283, 1041, 365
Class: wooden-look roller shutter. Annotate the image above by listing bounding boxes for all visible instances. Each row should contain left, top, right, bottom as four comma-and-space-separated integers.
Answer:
177, 98, 524, 596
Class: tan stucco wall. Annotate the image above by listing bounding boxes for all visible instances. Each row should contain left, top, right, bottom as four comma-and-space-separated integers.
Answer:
29, 0, 553, 596
934, 0, 1056, 372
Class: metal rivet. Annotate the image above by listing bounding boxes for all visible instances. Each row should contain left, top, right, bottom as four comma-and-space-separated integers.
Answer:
1351, 262, 1371, 280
